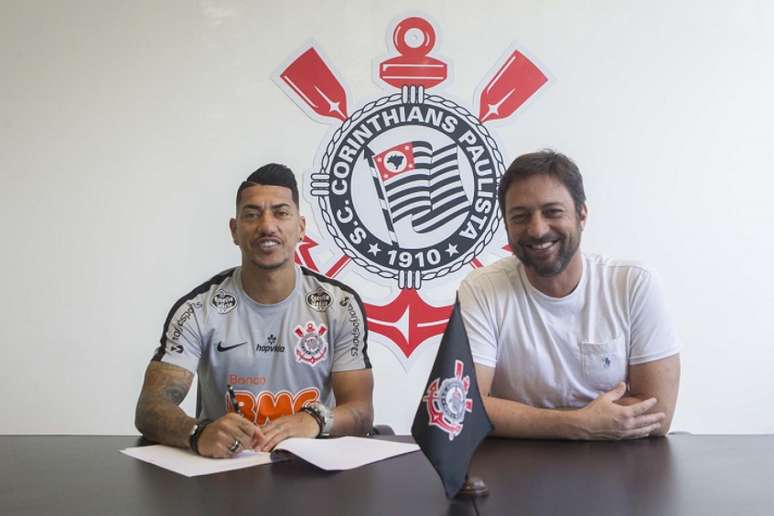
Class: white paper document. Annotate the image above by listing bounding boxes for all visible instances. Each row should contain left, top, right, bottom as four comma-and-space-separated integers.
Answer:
121, 445, 276, 477
121, 437, 418, 477
277, 436, 419, 471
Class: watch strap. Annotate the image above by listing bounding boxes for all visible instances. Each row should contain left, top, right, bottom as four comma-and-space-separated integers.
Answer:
301, 406, 324, 437
189, 421, 210, 455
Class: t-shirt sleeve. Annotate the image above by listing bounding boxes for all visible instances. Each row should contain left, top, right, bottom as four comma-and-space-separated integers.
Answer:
628, 269, 681, 365
458, 276, 499, 368
330, 291, 371, 372
152, 300, 204, 373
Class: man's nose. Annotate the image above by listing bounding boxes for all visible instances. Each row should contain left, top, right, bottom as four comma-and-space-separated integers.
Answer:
526, 214, 548, 239
256, 213, 278, 233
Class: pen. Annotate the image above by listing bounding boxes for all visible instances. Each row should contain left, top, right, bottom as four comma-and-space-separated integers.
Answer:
227, 384, 242, 416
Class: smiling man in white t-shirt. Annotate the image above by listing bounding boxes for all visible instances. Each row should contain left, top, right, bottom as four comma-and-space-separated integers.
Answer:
459, 150, 680, 440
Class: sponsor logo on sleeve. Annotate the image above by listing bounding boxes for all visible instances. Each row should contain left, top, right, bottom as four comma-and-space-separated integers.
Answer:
168, 342, 184, 354
344, 300, 362, 357
169, 301, 202, 342
211, 289, 237, 314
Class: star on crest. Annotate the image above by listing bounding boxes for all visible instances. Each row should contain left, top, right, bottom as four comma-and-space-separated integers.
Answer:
445, 243, 459, 256
368, 243, 381, 256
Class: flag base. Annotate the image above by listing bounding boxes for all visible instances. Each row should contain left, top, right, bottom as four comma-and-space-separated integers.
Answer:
457, 476, 489, 497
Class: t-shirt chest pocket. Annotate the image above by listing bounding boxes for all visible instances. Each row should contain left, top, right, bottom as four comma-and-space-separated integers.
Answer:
580, 336, 626, 392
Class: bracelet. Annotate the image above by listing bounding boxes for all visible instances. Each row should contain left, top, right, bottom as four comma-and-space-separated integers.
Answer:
300, 406, 324, 437
189, 421, 210, 455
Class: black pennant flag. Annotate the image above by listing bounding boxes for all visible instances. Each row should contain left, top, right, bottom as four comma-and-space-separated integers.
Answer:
411, 296, 494, 498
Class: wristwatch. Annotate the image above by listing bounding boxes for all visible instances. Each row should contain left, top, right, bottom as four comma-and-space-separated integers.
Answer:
302, 401, 334, 437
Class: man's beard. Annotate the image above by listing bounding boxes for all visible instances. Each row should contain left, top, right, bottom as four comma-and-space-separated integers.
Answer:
511, 226, 581, 277
250, 254, 288, 271
254, 260, 285, 271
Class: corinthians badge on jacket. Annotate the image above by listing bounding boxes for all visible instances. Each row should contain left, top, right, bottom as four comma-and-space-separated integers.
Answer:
275, 15, 548, 368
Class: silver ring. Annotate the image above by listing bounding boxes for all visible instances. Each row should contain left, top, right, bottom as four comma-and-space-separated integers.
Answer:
228, 439, 240, 453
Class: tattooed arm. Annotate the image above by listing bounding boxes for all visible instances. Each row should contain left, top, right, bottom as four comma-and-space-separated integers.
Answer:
135, 361, 196, 448
136, 361, 264, 456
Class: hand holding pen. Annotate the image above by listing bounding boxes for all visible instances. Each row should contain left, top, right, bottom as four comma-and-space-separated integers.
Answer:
227, 384, 242, 416
224, 384, 315, 452
188, 384, 262, 458
227, 384, 271, 452
225, 384, 324, 452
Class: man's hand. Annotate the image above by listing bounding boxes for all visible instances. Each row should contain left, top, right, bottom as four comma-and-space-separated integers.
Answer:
254, 411, 320, 452
614, 396, 643, 407
254, 369, 374, 451
196, 413, 264, 458
575, 383, 665, 440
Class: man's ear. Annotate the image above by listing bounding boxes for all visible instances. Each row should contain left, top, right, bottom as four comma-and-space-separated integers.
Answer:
578, 203, 588, 230
298, 215, 306, 242
229, 218, 238, 245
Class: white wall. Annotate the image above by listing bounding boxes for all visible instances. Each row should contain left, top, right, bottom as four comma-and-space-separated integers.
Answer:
1, 0, 772, 434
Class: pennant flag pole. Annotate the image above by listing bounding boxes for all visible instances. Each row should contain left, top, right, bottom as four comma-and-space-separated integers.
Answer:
411, 296, 494, 498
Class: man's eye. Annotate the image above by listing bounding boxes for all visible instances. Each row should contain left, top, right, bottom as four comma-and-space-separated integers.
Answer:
275, 210, 290, 217
544, 209, 563, 218
510, 215, 528, 224
242, 211, 259, 220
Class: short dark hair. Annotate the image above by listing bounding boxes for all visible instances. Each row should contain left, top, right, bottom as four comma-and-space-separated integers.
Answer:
236, 163, 300, 208
498, 150, 586, 219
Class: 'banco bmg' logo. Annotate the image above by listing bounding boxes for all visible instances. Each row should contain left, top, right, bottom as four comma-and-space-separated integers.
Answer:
275, 15, 548, 366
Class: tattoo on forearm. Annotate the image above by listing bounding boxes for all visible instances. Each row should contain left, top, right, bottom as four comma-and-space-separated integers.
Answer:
164, 384, 187, 405
135, 362, 195, 448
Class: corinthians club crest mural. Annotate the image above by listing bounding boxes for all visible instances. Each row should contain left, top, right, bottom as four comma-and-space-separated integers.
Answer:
275, 15, 547, 369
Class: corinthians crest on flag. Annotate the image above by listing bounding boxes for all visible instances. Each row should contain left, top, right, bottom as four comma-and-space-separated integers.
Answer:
274, 15, 548, 366
411, 297, 493, 498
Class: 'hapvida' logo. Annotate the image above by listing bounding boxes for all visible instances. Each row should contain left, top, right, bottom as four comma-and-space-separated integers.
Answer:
275, 15, 548, 367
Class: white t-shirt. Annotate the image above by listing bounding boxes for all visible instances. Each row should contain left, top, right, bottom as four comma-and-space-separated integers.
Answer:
458, 254, 680, 409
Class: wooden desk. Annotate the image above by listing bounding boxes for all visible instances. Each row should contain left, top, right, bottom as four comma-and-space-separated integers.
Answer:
0, 435, 471, 516
2, 435, 772, 515
470, 435, 774, 516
